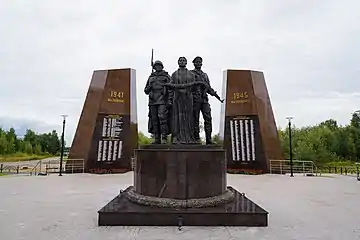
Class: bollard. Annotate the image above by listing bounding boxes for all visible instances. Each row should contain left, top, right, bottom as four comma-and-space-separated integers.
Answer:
345, 168, 347, 175
16, 166, 19, 174
357, 166, 359, 180
340, 167, 343, 175
0, 163, 3, 173
328, 166, 331, 173
335, 167, 337, 173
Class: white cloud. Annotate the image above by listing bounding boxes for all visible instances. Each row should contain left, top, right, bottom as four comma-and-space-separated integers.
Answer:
0, 0, 359, 144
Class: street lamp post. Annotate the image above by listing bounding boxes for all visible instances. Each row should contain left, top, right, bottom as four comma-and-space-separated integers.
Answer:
286, 117, 294, 177
59, 115, 68, 176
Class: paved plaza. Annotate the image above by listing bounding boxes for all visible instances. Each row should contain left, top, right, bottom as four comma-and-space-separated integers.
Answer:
0, 172, 359, 240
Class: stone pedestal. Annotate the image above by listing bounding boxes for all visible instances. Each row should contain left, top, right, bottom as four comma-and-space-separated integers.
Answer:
98, 145, 268, 226
134, 145, 226, 199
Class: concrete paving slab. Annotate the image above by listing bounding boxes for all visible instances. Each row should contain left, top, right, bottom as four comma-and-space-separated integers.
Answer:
0, 173, 359, 240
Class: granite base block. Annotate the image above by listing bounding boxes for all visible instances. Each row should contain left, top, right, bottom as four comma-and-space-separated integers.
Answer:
98, 186, 268, 227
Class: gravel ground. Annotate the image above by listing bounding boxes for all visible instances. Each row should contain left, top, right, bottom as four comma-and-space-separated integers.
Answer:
0, 172, 359, 240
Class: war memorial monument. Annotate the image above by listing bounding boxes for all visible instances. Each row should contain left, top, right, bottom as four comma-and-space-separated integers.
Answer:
65, 54, 284, 227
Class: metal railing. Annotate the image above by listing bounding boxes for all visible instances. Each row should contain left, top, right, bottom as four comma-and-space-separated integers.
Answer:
322, 164, 359, 179
29, 160, 43, 176
63, 159, 85, 174
1, 161, 42, 176
1, 158, 85, 176
269, 159, 319, 176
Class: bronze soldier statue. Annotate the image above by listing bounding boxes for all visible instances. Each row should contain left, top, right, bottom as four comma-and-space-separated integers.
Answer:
191, 56, 224, 144
144, 60, 171, 144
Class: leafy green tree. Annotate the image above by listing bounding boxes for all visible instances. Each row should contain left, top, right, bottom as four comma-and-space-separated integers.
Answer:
24, 129, 38, 148
350, 111, 360, 128
49, 130, 61, 154
212, 133, 223, 145
33, 143, 42, 155
6, 137, 16, 154
138, 131, 152, 145
24, 141, 33, 154
0, 127, 61, 157
0, 132, 7, 154
6, 128, 18, 152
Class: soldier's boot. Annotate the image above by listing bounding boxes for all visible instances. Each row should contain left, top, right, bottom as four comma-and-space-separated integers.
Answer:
160, 123, 168, 144
193, 124, 201, 143
205, 131, 214, 145
161, 134, 168, 144
152, 133, 161, 144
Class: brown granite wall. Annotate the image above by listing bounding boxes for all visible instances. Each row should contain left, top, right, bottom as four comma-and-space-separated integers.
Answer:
220, 70, 283, 173
67, 68, 138, 173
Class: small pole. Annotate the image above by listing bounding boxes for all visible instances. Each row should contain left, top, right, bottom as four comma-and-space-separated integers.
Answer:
59, 115, 68, 176
286, 117, 294, 177
177, 216, 183, 231
302, 161, 305, 176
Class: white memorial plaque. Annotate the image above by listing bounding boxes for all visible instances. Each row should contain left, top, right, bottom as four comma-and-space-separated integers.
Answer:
107, 141, 113, 161
97, 140, 103, 161
102, 140, 107, 161
250, 119, 256, 161
118, 141, 123, 159
230, 120, 236, 162
245, 120, 251, 161
112, 141, 118, 161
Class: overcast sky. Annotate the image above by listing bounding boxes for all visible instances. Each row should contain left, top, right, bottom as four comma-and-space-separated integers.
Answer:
1, 0, 360, 145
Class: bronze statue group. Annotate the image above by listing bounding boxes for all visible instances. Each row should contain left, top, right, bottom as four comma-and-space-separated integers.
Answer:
145, 56, 223, 145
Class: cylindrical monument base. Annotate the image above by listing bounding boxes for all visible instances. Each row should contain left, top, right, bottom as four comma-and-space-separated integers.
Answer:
134, 144, 226, 200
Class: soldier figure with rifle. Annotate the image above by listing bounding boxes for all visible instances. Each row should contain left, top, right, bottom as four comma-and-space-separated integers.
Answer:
191, 56, 224, 144
144, 56, 171, 144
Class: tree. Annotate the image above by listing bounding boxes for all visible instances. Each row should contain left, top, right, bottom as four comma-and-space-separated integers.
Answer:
0, 127, 61, 157
277, 112, 360, 166
48, 130, 61, 154
350, 111, 360, 129
6, 137, 15, 154
212, 133, 223, 145
319, 119, 338, 131
138, 131, 152, 145
349, 111, 360, 160
0, 132, 7, 154
24, 141, 33, 154
33, 143, 42, 155
24, 129, 38, 147
6, 128, 18, 152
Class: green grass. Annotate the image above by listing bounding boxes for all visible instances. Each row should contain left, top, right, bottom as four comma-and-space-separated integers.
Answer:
326, 160, 358, 167
0, 153, 54, 162
317, 160, 359, 174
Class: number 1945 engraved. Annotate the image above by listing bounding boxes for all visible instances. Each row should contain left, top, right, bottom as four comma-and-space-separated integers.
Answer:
231, 92, 249, 104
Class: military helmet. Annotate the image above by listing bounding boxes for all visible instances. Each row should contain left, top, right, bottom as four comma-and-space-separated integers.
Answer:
192, 56, 202, 63
153, 60, 163, 68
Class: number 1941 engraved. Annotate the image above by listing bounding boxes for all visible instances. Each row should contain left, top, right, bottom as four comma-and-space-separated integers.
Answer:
108, 91, 124, 103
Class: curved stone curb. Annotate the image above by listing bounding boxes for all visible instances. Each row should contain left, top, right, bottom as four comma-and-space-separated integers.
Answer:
123, 186, 235, 208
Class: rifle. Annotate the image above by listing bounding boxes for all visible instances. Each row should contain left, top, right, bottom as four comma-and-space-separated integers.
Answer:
151, 48, 154, 73
200, 82, 224, 103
